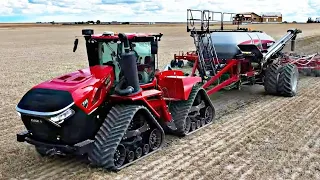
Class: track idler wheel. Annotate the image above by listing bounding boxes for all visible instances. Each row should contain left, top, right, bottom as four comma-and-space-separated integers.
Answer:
126, 150, 135, 163
143, 144, 150, 155
114, 144, 126, 168
184, 117, 191, 134
135, 147, 142, 159
149, 129, 162, 151
202, 106, 214, 124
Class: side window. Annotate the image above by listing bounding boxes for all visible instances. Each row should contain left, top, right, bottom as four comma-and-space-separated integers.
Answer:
132, 42, 152, 64
99, 42, 118, 65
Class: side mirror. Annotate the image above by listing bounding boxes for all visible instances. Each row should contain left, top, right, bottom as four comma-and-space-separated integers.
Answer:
73, 38, 78, 52
151, 41, 158, 54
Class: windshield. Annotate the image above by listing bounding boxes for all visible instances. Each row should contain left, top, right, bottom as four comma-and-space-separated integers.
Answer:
98, 41, 155, 84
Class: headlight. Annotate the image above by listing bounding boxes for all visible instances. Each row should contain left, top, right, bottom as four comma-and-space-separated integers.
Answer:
16, 112, 21, 117
49, 108, 75, 125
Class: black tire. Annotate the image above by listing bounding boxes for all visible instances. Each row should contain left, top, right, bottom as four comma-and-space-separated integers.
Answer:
278, 63, 299, 97
264, 64, 281, 95
187, 61, 194, 67
177, 60, 184, 68
311, 69, 320, 77
170, 60, 176, 68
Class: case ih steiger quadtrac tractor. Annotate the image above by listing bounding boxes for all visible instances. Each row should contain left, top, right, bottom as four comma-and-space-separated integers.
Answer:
15, 29, 215, 171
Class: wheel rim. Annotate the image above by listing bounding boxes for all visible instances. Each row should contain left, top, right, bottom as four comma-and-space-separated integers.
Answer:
149, 129, 162, 151
291, 69, 298, 93
204, 106, 214, 124
114, 144, 126, 168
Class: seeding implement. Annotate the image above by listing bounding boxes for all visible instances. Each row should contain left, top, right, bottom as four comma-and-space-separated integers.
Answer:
15, 9, 309, 171
172, 9, 320, 96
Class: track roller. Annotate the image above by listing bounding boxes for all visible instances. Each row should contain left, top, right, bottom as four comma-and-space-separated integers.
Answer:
88, 104, 165, 171
169, 85, 215, 136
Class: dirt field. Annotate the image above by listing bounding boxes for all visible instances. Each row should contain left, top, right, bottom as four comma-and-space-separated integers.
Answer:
1, 23, 320, 180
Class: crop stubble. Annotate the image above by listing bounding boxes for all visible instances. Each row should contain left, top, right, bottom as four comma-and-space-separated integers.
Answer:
0, 23, 320, 179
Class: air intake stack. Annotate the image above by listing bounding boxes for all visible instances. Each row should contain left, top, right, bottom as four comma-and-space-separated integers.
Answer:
115, 33, 141, 96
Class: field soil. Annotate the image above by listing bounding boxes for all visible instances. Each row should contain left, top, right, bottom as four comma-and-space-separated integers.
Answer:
1, 23, 320, 180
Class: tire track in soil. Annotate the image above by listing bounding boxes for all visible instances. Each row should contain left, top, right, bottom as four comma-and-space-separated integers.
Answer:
249, 101, 320, 179
19, 158, 80, 179
9, 77, 318, 179
158, 79, 320, 179
214, 99, 320, 179
137, 93, 310, 179
287, 120, 320, 179
199, 96, 317, 177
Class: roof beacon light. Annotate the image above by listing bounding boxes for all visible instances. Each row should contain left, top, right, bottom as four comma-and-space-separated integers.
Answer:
103, 31, 114, 36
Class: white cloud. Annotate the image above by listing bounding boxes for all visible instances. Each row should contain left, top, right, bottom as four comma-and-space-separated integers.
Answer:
0, 0, 319, 22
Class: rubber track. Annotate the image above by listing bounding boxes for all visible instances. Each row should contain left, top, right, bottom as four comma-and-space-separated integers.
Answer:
88, 104, 162, 171
169, 84, 215, 136
278, 63, 299, 97
264, 63, 281, 95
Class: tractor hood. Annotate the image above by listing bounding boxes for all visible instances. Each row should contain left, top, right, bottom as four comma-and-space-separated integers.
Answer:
16, 65, 114, 115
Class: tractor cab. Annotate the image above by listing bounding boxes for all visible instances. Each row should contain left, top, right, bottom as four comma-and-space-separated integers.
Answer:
74, 29, 162, 87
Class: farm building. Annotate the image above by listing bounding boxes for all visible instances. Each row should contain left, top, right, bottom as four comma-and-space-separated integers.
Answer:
233, 12, 262, 23
233, 12, 283, 24
261, 12, 282, 22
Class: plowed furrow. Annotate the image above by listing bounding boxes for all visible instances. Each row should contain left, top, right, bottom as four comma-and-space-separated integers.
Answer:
215, 99, 320, 179
249, 103, 320, 178
200, 97, 309, 177
20, 158, 79, 179
33, 159, 87, 180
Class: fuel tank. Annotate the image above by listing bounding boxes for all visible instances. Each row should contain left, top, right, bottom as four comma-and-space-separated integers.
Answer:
201, 31, 275, 59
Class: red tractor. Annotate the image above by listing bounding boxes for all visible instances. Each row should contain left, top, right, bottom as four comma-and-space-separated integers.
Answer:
16, 29, 215, 171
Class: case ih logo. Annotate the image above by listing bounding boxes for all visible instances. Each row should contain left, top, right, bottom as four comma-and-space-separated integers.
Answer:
105, 75, 111, 87
30, 119, 42, 123
267, 42, 274, 47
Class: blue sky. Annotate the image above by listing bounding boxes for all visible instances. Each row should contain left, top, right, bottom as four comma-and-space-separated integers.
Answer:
0, 0, 320, 23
